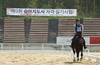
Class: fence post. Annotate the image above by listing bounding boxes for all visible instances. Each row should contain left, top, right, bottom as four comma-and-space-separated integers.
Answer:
61, 45, 64, 54
42, 44, 44, 50
1, 43, 3, 50
22, 44, 24, 50
62, 45, 64, 51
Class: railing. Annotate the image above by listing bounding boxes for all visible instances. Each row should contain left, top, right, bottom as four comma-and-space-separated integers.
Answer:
0, 43, 100, 52
0, 43, 71, 51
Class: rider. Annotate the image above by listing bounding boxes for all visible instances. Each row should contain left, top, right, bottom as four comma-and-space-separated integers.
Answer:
70, 19, 87, 49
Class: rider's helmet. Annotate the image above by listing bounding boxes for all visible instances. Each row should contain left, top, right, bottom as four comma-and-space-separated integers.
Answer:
76, 19, 81, 25
76, 19, 80, 22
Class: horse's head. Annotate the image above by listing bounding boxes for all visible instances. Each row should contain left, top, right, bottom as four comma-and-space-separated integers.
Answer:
75, 36, 84, 44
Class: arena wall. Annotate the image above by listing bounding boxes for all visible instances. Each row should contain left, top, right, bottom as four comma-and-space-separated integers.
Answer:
0, 18, 100, 51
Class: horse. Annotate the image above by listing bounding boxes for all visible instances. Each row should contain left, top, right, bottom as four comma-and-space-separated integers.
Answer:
71, 36, 85, 62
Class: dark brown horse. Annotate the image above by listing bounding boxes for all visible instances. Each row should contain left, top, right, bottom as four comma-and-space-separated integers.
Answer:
71, 36, 85, 62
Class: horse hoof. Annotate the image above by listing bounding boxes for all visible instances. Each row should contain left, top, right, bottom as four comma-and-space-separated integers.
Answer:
73, 59, 76, 62
77, 59, 79, 62
80, 57, 82, 61
80, 58, 82, 61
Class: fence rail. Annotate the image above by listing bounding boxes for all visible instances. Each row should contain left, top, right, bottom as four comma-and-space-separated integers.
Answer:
0, 43, 70, 51
0, 43, 100, 52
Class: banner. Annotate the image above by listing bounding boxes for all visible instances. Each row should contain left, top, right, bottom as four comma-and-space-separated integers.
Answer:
90, 37, 100, 44
6, 8, 77, 16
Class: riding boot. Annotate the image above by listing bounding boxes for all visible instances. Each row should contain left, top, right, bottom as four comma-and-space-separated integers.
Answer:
82, 37, 87, 49
70, 33, 77, 48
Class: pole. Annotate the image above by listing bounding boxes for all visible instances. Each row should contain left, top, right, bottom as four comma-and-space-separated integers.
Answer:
0, 0, 2, 18
94, 0, 95, 17
22, 44, 24, 50
42, 44, 44, 50
1, 43, 3, 50
86, 0, 88, 14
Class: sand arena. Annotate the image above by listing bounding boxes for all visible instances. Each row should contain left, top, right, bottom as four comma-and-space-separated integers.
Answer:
0, 51, 99, 65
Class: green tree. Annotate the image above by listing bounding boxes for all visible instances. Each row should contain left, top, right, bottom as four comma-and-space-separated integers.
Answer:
0, 0, 100, 18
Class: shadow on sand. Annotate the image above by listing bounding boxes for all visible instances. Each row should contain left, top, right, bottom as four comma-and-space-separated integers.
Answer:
64, 61, 81, 64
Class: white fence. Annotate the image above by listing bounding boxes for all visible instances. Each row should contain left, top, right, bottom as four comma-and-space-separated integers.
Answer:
0, 43, 100, 52
0, 43, 71, 51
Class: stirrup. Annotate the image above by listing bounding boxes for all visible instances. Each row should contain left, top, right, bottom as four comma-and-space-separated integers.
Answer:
84, 47, 87, 49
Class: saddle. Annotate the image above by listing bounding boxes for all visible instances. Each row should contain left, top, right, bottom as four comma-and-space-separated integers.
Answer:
74, 36, 84, 44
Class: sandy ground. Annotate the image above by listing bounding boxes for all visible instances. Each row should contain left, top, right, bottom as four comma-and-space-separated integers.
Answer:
90, 52, 100, 58
0, 51, 99, 65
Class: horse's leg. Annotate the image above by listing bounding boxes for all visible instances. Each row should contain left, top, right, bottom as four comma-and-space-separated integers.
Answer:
80, 49, 83, 61
76, 51, 79, 62
80, 51, 83, 61
72, 48, 75, 55
73, 52, 76, 62
72, 48, 76, 62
